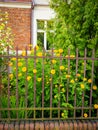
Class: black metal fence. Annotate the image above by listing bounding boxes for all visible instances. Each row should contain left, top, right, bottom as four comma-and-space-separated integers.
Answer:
0, 47, 98, 121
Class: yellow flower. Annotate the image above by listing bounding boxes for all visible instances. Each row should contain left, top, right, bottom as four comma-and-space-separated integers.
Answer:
60, 65, 65, 70
22, 67, 27, 72
27, 76, 31, 81
80, 84, 85, 89
88, 79, 92, 83
18, 73, 22, 77
54, 50, 58, 53
70, 55, 75, 58
54, 95, 57, 99
65, 68, 68, 70
9, 62, 13, 66
66, 75, 70, 78
28, 44, 32, 47
11, 58, 16, 61
58, 49, 63, 53
35, 45, 39, 50
84, 113, 88, 118
65, 55, 68, 58
37, 52, 42, 57
37, 78, 42, 82
9, 74, 13, 79
51, 59, 57, 64
76, 73, 81, 77
22, 51, 26, 56
94, 104, 98, 109
93, 85, 97, 90
33, 69, 37, 74
30, 49, 34, 54
61, 113, 64, 117
56, 53, 60, 56
18, 62, 22, 67
51, 69, 55, 75
83, 78, 87, 81
70, 79, 75, 84
55, 85, 58, 87
62, 88, 65, 92
60, 84, 63, 87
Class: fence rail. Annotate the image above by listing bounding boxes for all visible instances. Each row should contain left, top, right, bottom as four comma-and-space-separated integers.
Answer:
0, 47, 98, 121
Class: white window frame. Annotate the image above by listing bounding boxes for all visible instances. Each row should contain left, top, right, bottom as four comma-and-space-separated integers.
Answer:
32, 4, 55, 50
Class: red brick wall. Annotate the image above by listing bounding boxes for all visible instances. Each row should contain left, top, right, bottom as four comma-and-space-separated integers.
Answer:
0, 7, 32, 50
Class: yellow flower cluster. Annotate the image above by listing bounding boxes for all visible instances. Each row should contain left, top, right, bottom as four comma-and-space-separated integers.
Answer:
80, 84, 85, 89
27, 76, 31, 81
33, 69, 37, 74
88, 79, 92, 83
18, 62, 22, 67
18, 73, 22, 77
22, 67, 27, 72
37, 78, 42, 82
9, 74, 13, 79
70, 79, 75, 84
66, 75, 70, 78
94, 104, 98, 109
58, 49, 63, 53
37, 52, 42, 57
51, 69, 55, 75
84, 113, 88, 118
93, 85, 97, 90
60, 65, 65, 70
51, 59, 57, 64
22, 51, 26, 56
9, 62, 13, 66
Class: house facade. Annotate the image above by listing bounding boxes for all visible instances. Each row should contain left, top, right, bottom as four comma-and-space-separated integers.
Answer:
0, 0, 55, 50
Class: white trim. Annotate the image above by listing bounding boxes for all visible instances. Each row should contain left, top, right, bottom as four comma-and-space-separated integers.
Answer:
0, 2, 31, 8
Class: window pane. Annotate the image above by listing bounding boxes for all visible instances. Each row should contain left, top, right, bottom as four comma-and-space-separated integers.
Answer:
37, 32, 44, 48
37, 20, 44, 30
47, 20, 54, 30
47, 32, 54, 50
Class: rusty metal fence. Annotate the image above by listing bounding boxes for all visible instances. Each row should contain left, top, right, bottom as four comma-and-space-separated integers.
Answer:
0, 47, 98, 122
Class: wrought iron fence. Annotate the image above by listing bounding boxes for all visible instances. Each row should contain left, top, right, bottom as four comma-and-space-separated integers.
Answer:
0, 47, 98, 121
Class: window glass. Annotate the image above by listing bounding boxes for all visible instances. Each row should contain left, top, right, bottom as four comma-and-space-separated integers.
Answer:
37, 32, 44, 48
37, 20, 54, 50
37, 20, 45, 30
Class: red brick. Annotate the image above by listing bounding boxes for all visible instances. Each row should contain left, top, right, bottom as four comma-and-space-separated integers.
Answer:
40, 122, 44, 130
0, 124, 4, 130
54, 122, 59, 130
59, 122, 64, 130
29, 122, 34, 130
73, 121, 78, 130
35, 122, 40, 130
49, 122, 55, 130
4, 123, 9, 130
64, 121, 69, 130
44, 122, 50, 130
0, 7, 31, 50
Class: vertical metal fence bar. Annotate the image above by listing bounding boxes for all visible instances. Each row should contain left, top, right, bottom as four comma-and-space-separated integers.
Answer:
58, 53, 62, 119
16, 46, 19, 120
25, 47, 28, 119
89, 49, 95, 117
7, 47, 10, 120
50, 49, 53, 119
74, 48, 79, 118
34, 48, 36, 119
0, 71, 2, 118
42, 48, 45, 120
0, 63, 2, 118
66, 49, 70, 103
81, 48, 87, 117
